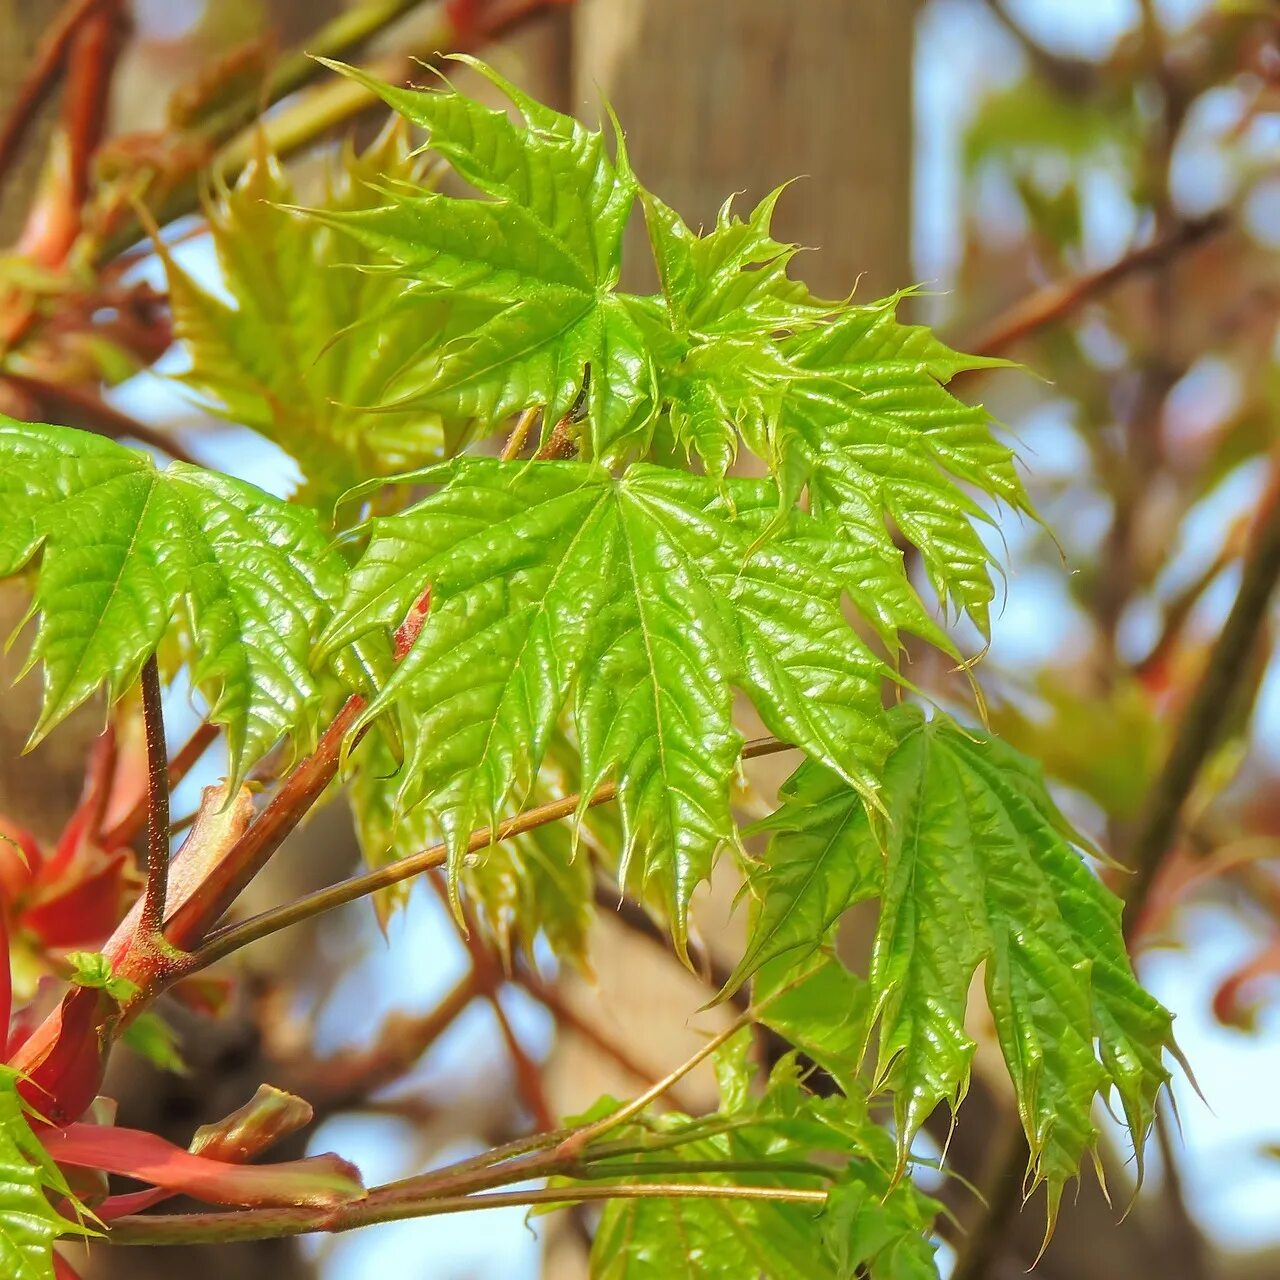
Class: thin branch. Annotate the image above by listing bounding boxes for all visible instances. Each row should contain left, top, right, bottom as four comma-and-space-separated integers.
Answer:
60, 0, 125, 212
180, 736, 795, 974
500, 406, 540, 460
981, 0, 1099, 97
3, 374, 199, 465
1153, 1103, 1211, 1280
284, 970, 479, 1114
191, 0, 435, 150
157, 586, 431, 958
964, 213, 1228, 360
0, 0, 99, 188
137, 657, 170, 939
106, 1181, 827, 1246
591, 880, 739, 1000
512, 963, 697, 1110
1123, 474, 1280, 937
427, 872, 555, 1131
554, 1012, 752, 1161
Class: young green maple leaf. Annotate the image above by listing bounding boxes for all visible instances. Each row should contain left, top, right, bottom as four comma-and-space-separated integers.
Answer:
584, 1042, 940, 1280
321, 458, 909, 940
0, 419, 345, 781
638, 186, 831, 475
0, 1072, 94, 1280
777, 300, 1031, 636
163, 125, 449, 506
734, 706, 1178, 1222
307, 56, 655, 460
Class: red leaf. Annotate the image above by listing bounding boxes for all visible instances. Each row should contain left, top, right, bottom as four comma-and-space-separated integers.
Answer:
42, 1122, 366, 1209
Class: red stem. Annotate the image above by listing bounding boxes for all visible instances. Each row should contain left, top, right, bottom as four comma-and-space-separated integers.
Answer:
137, 657, 170, 939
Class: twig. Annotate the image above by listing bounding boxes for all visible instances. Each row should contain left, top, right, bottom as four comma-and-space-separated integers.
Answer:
512, 963, 696, 1110
500, 406, 540, 460
554, 1012, 751, 1161
591, 880, 739, 1000
981, 0, 1098, 98
964, 214, 1228, 360
0, 0, 99, 188
137, 657, 170, 939
1153, 1104, 1211, 1280
157, 585, 431, 957
106, 1181, 827, 1245
93, 0, 574, 264
61, 0, 125, 212
1123, 475, 1280, 938
191, 0, 434, 151
3, 374, 199, 465
180, 736, 795, 974
284, 971, 478, 1113
426, 872, 555, 1131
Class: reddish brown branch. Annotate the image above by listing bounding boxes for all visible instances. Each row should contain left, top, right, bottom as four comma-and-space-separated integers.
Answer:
3, 374, 199, 464
60, 0, 126, 212
513, 963, 696, 1111
426, 872, 555, 1131
0, 0, 99, 188
137, 657, 170, 939
964, 213, 1229, 359
282, 971, 479, 1114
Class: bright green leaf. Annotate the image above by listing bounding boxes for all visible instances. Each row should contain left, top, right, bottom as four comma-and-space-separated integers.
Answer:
780, 300, 1030, 635
0, 1072, 93, 1280
310, 57, 655, 460
322, 458, 903, 938
163, 126, 450, 507
0, 419, 345, 780
739, 707, 1177, 1218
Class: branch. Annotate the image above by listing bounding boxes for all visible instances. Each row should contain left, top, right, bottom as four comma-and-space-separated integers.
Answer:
427, 872, 554, 1131
1123, 474, 1280, 937
554, 1012, 752, 1162
180, 736, 796, 974
981, 0, 1099, 98
511, 962, 696, 1109
190, 0, 435, 150
963, 213, 1228, 360
0, 0, 98, 189
2, 373, 200, 465
281, 970, 478, 1114
137, 657, 170, 939
106, 1181, 826, 1246
154, 585, 431, 960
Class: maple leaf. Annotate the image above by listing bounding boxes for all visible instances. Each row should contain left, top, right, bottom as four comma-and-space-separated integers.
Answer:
306, 57, 655, 461
0, 419, 346, 780
734, 707, 1178, 1219
321, 458, 905, 940
162, 125, 451, 507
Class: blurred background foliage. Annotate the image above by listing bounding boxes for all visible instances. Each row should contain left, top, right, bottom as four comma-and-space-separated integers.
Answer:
1, 1, 1279, 1278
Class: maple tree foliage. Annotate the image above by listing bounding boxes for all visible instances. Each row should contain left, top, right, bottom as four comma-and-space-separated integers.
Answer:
0, 53, 1184, 1280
